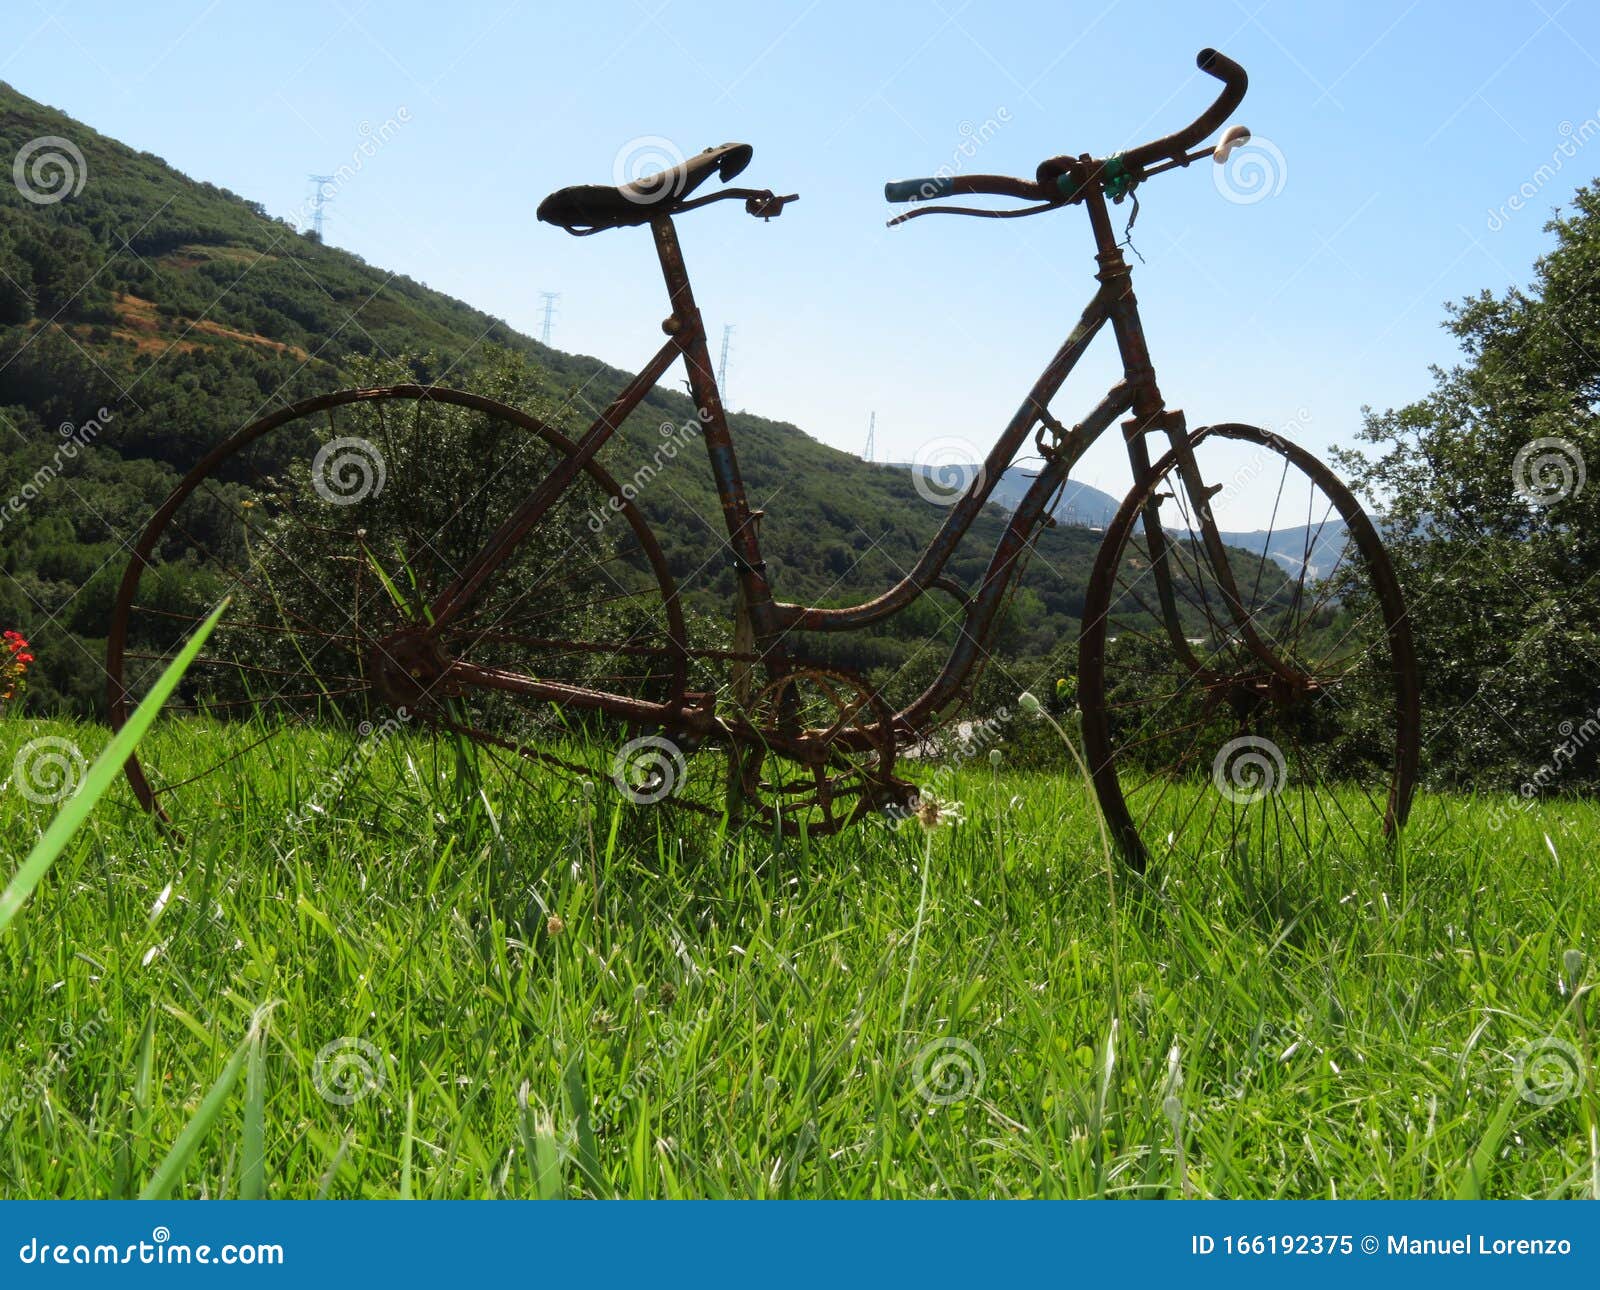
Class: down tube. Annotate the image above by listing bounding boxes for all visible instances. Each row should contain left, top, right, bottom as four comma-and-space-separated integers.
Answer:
778, 285, 1114, 633
426, 336, 682, 630
898, 383, 1134, 734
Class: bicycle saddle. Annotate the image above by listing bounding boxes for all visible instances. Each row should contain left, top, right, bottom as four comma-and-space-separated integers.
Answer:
537, 142, 754, 233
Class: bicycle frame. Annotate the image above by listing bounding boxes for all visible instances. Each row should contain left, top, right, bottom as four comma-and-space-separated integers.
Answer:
422, 180, 1271, 737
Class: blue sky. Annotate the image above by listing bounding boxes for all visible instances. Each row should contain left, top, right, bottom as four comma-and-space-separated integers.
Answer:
7, 0, 1600, 523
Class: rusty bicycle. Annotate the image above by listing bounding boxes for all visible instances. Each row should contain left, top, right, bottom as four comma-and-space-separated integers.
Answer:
106, 48, 1419, 867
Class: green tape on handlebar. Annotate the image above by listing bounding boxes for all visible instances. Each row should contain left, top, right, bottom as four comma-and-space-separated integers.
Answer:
884, 176, 954, 203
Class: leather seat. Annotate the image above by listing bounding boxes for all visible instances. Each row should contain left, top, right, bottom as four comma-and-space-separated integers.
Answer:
538, 142, 754, 234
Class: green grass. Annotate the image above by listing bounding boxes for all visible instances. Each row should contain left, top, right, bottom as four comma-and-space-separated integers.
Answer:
1, 715, 1596, 1199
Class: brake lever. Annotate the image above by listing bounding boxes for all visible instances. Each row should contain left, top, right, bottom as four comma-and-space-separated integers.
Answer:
746, 191, 799, 220
886, 201, 1057, 228
674, 188, 799, 219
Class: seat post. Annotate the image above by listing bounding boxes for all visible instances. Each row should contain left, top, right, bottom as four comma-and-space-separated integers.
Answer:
648, 215, 782, 644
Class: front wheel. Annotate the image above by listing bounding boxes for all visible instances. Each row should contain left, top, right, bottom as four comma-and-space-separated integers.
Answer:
1077, 423, 1420, 871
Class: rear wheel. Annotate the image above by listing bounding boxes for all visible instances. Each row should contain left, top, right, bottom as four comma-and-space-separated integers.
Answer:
106, 385, 691, 826
1077, 423, 1419, 871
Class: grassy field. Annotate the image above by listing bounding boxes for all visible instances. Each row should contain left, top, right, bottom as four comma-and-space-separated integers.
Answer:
0, 715, 1596, 1199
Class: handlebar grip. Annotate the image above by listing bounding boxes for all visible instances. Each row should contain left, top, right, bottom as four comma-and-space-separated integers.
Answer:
1197, 47, 1247, 93
885, 176, 954, 203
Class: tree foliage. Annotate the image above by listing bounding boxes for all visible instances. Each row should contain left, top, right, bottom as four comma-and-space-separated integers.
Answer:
1338, 181, 1600, 792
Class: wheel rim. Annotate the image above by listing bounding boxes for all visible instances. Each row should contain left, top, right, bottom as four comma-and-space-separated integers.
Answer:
1077, 423, 1420, 871
106, 385, 690, 824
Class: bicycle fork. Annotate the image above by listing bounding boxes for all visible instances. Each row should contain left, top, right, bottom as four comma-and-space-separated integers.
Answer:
1086, 185, 1301, 686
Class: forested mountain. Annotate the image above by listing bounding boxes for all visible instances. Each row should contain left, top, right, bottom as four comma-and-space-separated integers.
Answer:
0, 81, 1128, 712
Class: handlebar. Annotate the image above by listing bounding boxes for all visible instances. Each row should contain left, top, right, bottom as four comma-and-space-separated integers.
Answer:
885, 48, 1248, 214
1122, 48, 1247, 171
1037, 47, 1247, 187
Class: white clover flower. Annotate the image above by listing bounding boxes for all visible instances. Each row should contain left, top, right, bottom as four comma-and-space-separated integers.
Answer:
904, 793, 964, 831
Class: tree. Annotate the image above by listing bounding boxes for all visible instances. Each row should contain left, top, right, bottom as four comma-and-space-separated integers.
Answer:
1337, 181, 1600, 793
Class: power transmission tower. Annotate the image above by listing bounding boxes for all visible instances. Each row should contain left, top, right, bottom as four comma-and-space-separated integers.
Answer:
717, 324, 734, 401
538, 291, 560, 345
307, 174, 336, 240
863, 411, 876, 462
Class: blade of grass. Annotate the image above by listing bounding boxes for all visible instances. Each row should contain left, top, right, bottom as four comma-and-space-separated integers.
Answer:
140, 1019, 253, 1200
241, 1022, 266, 1200
1453, 1087, 1519, 1199
0, 598, 230, 935
399, 1092, 416, 1199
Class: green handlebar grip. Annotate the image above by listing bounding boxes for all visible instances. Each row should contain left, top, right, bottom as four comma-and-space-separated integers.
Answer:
884, 176, 954, 203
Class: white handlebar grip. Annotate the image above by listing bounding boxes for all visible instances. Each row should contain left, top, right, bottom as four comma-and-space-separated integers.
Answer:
1214, 125, 1251, 163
